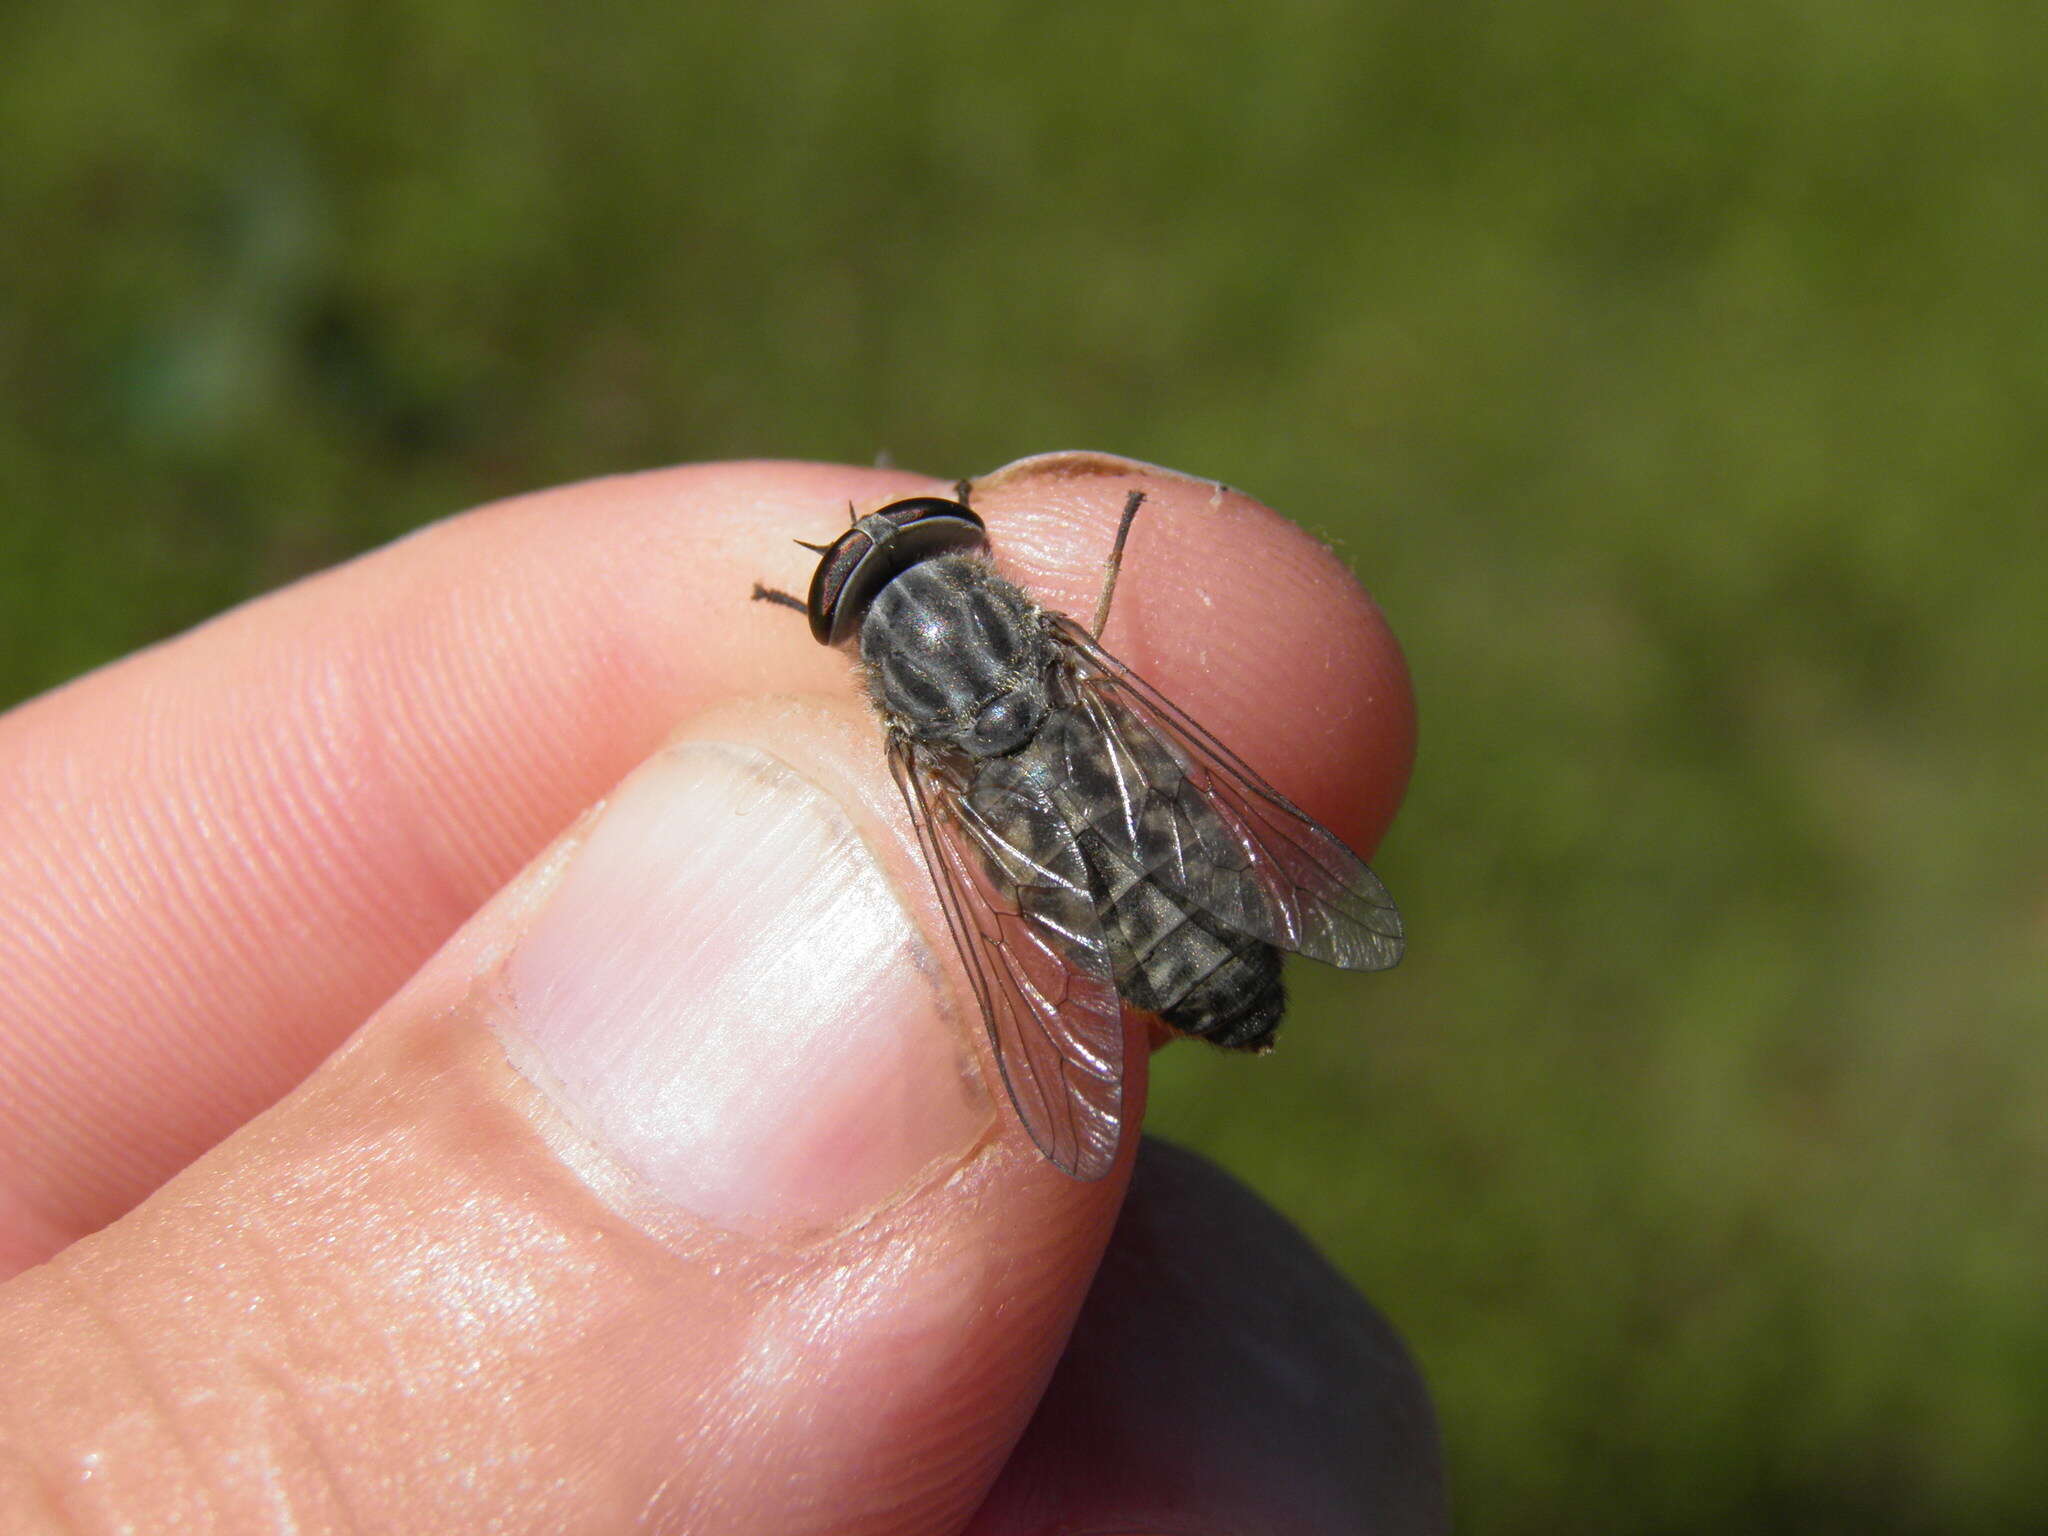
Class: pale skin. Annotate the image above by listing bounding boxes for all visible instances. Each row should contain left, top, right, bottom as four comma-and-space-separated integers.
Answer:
0, 453, 1442, 1533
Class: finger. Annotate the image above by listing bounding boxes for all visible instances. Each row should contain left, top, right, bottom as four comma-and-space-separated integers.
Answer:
965, 1139, 1449, 1536
0, 701, 1136, 1534
0, 460, 930, 1264
0, 452, 1414, 1267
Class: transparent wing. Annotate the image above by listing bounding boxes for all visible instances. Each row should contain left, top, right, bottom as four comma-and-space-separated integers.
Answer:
1047, 615, 1404, 971
888, 738, 1127, 1180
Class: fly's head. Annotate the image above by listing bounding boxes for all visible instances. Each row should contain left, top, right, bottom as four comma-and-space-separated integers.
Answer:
798, 496, 1053, 760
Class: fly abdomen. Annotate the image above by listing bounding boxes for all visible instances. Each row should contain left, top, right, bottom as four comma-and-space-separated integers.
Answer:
1099, 873, 1286, 1051
1022, 702, 1292, 1052
1161, 938, 1284, 1051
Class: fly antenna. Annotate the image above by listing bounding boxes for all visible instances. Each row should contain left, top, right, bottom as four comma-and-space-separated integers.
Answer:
751, 583, 807, 615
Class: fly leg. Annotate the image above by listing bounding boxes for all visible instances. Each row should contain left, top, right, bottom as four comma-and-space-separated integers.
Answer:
1088, 490, 1147, 641
953, 477, 974, 507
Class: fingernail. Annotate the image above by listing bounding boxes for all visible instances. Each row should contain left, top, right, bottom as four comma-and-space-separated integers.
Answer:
503, 742, 988, 1233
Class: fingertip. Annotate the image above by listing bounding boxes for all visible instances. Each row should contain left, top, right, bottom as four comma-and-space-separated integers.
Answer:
963, 451, 1415, 855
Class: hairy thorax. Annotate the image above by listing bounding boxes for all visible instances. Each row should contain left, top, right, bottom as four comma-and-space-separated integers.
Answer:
860, 556, 1053, 759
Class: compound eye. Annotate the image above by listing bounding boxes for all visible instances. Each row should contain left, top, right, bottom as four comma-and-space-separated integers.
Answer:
804, 498, 987, 646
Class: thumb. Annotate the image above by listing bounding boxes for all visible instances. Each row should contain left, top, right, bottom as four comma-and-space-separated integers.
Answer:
0, 699, 1131, 1533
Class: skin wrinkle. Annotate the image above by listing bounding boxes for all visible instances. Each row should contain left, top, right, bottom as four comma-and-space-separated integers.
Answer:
663, 1251, 986, 1530
235, 1210, 423, 1499
659, 1092, 1114, 1529
281, 645, 441, 952
47, 1262, 224, 1525
761, 1246, 1013, 1527
16, 644, 427, 1224
240, 1353, 355, 1534
241, 1029, 684, 1526
265, 595, 487, 968
0, 1449, 67, 1532
391, 533, 588, 888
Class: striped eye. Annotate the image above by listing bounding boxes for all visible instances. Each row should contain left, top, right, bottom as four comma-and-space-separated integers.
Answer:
802, 498, 987, 646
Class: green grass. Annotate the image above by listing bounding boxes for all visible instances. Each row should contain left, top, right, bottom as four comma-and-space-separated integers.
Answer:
6, 2, 2047, 1528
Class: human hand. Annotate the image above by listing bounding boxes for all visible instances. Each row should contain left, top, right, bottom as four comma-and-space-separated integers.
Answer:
0, 453, 1442, 1533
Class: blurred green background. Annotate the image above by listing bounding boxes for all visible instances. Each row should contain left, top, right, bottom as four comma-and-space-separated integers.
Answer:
5, 2, 2045, 1528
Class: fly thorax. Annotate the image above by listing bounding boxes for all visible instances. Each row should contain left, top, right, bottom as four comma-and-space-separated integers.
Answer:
861, 556, 1052, 758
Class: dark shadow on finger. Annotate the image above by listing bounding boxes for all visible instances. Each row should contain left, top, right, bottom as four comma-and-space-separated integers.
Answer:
965, 1137, 1448, 1536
